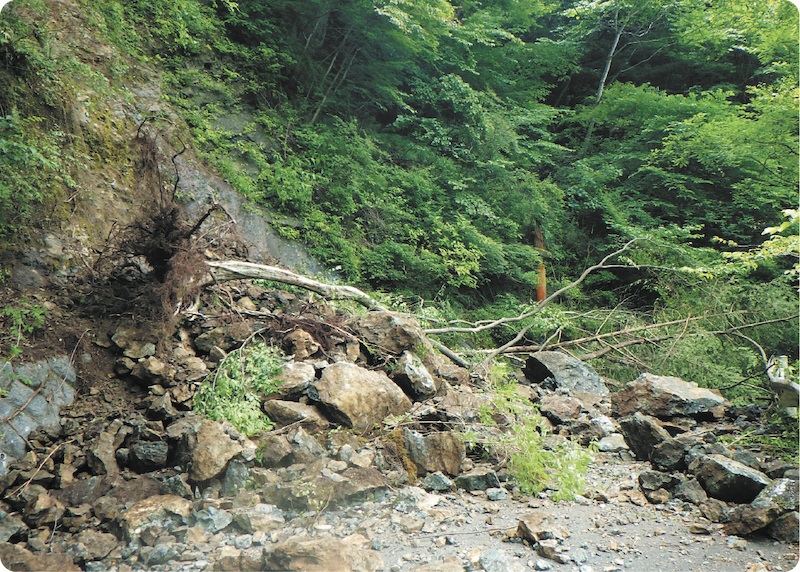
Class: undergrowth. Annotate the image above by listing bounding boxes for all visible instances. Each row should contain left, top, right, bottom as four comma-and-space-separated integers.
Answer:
193, 339, 284, 436
469, 362, 593, 501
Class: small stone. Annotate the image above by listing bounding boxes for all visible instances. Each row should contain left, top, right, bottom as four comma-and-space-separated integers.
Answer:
421, 472, 454, 492
486, 487, 509, 501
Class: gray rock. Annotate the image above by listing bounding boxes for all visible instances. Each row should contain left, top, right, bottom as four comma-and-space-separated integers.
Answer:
671, 476, 708, 505
222, 459, 250, 497
231, 503, 285, 534
618, 412, 671, 461
354, 311, 427, 356
310, 362, 412, 432
767, 511, 799, 543
455, 468, 501, 491
589, 415, 617, 437
128, 440, 169, 472
191, 506, 234, 532
523, 352, 608, 396
160, 473, 193, 499
638, 470, 676, 492
751, 478, 799, 512
403, 429, 465, 476
487, 487, 509, 501
421, 472, 455, 492
141, 543, 183, 566
723, 504, 782, 536
288, 426, 328, 464
395, 350, 437, 399
0, 510, 26, 542
480, 548, 524, 572
612, 373, 725, 419
596, 434, 628, 452
255, 433, 293, 468
650, 434, 696, 471
263, 400, 330, 432
693, 454, 772, 503
270, 362, 316, 400
0, 357, 75, 476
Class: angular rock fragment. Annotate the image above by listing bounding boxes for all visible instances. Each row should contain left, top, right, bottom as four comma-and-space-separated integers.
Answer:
310, 362, 412, 432
618, 412, 671, 461
403, 429, 465, 476
612, 373, 725, 419
692, 454, 772, 503
523, 352, 608, 396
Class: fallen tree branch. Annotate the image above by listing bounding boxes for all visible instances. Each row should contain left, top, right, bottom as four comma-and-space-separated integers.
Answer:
491, 313, 798, 357
425, 239, 643, 336
477, 239, 643, 372
206, 261, 388, 311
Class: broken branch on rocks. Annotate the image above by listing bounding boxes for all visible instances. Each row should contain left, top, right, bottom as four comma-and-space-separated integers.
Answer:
206, 261, 389, 312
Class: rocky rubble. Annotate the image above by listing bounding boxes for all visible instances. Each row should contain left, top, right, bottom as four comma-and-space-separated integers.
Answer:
0, 285, 797, 571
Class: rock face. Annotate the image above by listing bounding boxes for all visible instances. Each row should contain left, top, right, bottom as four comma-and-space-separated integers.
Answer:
692, 454, 772, 503
612, 373, 725, 419
310, 363, 412, 432
522, 351, 608, 396
0, 356, 76, 475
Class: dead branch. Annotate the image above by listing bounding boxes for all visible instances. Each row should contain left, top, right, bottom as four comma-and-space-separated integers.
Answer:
477, 239, 644, 371
206, 260, 388, 311
425, 239, 643, 336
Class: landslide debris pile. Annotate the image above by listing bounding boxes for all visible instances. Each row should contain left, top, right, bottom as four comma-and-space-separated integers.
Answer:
0, 281, 796, 571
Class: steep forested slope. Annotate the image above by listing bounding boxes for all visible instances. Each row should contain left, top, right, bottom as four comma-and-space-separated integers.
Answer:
0, 0, 797, 419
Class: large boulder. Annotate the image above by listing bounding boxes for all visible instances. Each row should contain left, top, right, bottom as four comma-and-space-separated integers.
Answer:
522, 352, 608, 396
752, 478, 799, 512
353, 311, 427, 356
262, 534, 383, 572
618, 412, 672, 461
168, 416, 244, 482
692, 454, 772, 503
612, 373, 725, 419
393, 351, 437, 400
403, 429, 465, 476
310, 363, 412, 432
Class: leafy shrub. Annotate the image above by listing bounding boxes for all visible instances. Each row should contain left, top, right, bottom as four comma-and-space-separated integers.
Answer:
193, 340, 284, 435
477, 363, 593, 500
1, 298, 48, 358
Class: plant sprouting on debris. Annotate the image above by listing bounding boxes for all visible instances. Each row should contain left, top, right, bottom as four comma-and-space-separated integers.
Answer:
476, 361, 593, 501
1, 298, 48, 358
193, 339, 284, 436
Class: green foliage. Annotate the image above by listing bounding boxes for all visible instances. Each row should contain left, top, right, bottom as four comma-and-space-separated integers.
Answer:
1, 298, 48, 358
193, 341, 284, 436
480, 362, 593, 500
0, 115, 72, 249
